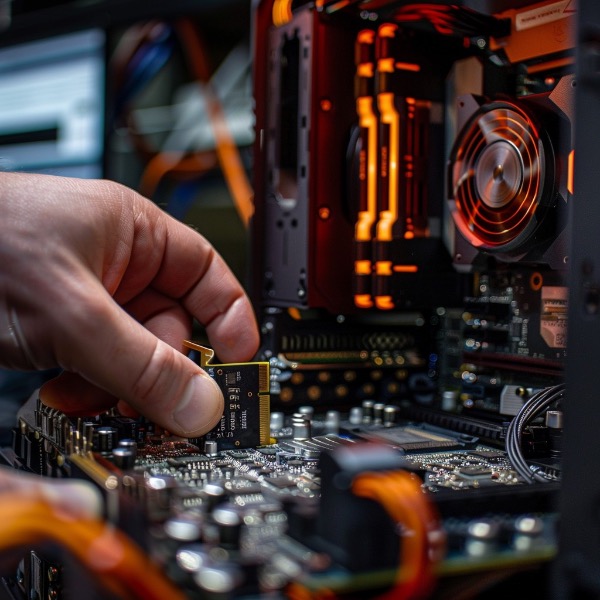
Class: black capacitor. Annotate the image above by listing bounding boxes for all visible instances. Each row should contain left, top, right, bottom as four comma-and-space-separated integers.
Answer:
118, 438, 138, 457
212, 506, 242, 549
95, 426, 117, 453
361, 400, 375, 423
112, 447, 136, 470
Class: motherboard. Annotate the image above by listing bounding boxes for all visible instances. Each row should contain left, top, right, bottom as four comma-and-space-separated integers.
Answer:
0, 368, 561, 599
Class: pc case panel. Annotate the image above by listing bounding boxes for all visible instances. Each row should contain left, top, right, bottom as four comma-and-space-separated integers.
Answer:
263, 8, 311, 307
556, 0, 600, 596
258, 5, 358, 313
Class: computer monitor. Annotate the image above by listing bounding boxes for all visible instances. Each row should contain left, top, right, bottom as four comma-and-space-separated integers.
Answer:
0, 28, 105, 177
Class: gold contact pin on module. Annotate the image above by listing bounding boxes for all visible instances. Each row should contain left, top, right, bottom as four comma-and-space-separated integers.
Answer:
182, 340, 215, 367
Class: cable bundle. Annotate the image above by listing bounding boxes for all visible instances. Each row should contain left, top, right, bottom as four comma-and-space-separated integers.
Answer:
505, 384, 565, 484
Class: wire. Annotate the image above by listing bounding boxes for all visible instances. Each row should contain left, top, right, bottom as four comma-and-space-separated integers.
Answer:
110, 19, 254, 228
138, 150, 218, 199
0, 493, 186, 600
390, 4, 509, 38
505, 384, 565, 483
173, 19, 255, 228
352, 469, 446, 600
273, 0, 294, 26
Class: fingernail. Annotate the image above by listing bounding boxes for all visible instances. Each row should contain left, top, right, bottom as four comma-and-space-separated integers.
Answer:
173, 374, 224, 437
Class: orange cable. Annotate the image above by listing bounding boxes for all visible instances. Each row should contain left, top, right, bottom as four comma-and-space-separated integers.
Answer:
352, 470, 446, 600
0, 494, 187, 600
175, 19, 255, 228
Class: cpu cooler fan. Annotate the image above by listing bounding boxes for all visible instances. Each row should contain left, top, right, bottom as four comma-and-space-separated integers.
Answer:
447, 75, 574, 270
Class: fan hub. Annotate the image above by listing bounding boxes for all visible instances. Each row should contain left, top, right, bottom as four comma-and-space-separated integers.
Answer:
475, 139, 523, 209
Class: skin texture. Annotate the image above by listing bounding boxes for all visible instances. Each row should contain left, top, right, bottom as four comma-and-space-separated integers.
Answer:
0, 172, 260, 439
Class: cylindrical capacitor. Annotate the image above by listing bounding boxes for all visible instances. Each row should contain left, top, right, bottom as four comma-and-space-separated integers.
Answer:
96, 426, 117, 454
112, 446, 136, 470
212, 506, 242, 549
292, 413, 311, 440
324, 410, 340, 434
361, 400, 375, 423
298, 405, 314, 419
546, 410, 563, 457
204, 440, 219, 457
118, 438, 138, 458
513, 515, 544, 552
465, 518, 501, 558
203, 483, 226, 512
270, 412, 285, 434
383, 405, 400, 427
373, 403, 386, 424
348, 407, 363, 425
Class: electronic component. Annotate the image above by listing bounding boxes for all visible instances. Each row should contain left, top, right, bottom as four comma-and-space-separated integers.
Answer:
183, 341, 271, 450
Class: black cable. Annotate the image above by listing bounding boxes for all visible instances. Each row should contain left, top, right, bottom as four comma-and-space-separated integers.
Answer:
505, 384, 565, 484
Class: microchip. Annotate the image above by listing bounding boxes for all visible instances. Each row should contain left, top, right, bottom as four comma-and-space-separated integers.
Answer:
364, 426, 461, 452
183, 341, 270, 450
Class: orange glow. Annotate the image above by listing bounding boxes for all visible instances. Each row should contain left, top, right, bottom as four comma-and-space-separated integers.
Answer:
376, 261, 393, 275
355, 294, 374, 309
358, 29, 375, 44
377, 92, 398, 242
568, 149, 575, 195
393, 265, 418, 273
404, 231, 415, 239
375, 295, 395, 310
355, 96, 378, 242
288, 307, 302, 321
357, 63, 374, 77
378, 57, 395, 73
379, 23, 398, 38
320, 98, 332, 112
272, 0, 293, 26
318, 206, 331, 220
395, 61, 421, 72
355, 260, 372, 275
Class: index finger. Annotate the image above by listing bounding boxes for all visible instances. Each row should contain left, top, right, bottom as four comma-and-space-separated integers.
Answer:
138, 200, 260, 362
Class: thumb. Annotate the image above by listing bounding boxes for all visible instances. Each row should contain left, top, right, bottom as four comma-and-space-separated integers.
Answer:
42, 283, 224, 438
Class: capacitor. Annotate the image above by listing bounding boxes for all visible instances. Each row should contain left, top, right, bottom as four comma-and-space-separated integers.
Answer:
112, 446, 136, 470
546, 410, 563, 457
383, 405, 399, 427
118, 438, 138, 457
373, 403, 386, 424
270, 412, 285, 433
203, 483, 226, 511
441, 390, 458, 412
465, 518, 500, 557
348, 407, 362, 425
513, 515, 544, 552
292, 413, 311, 440
298, 405, 314, 419
164, 517, 202, 543
95, 426, 117, 454
176, 545, 208, 573
324, 410, 340, 434
204, 440, 219, 457
361, 400, 375, 423
212, 506, 242, 549
194, 564, 243, 595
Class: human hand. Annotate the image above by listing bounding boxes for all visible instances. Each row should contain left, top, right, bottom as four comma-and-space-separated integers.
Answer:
0, 464, 102, 519
0, 172, 259, 437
